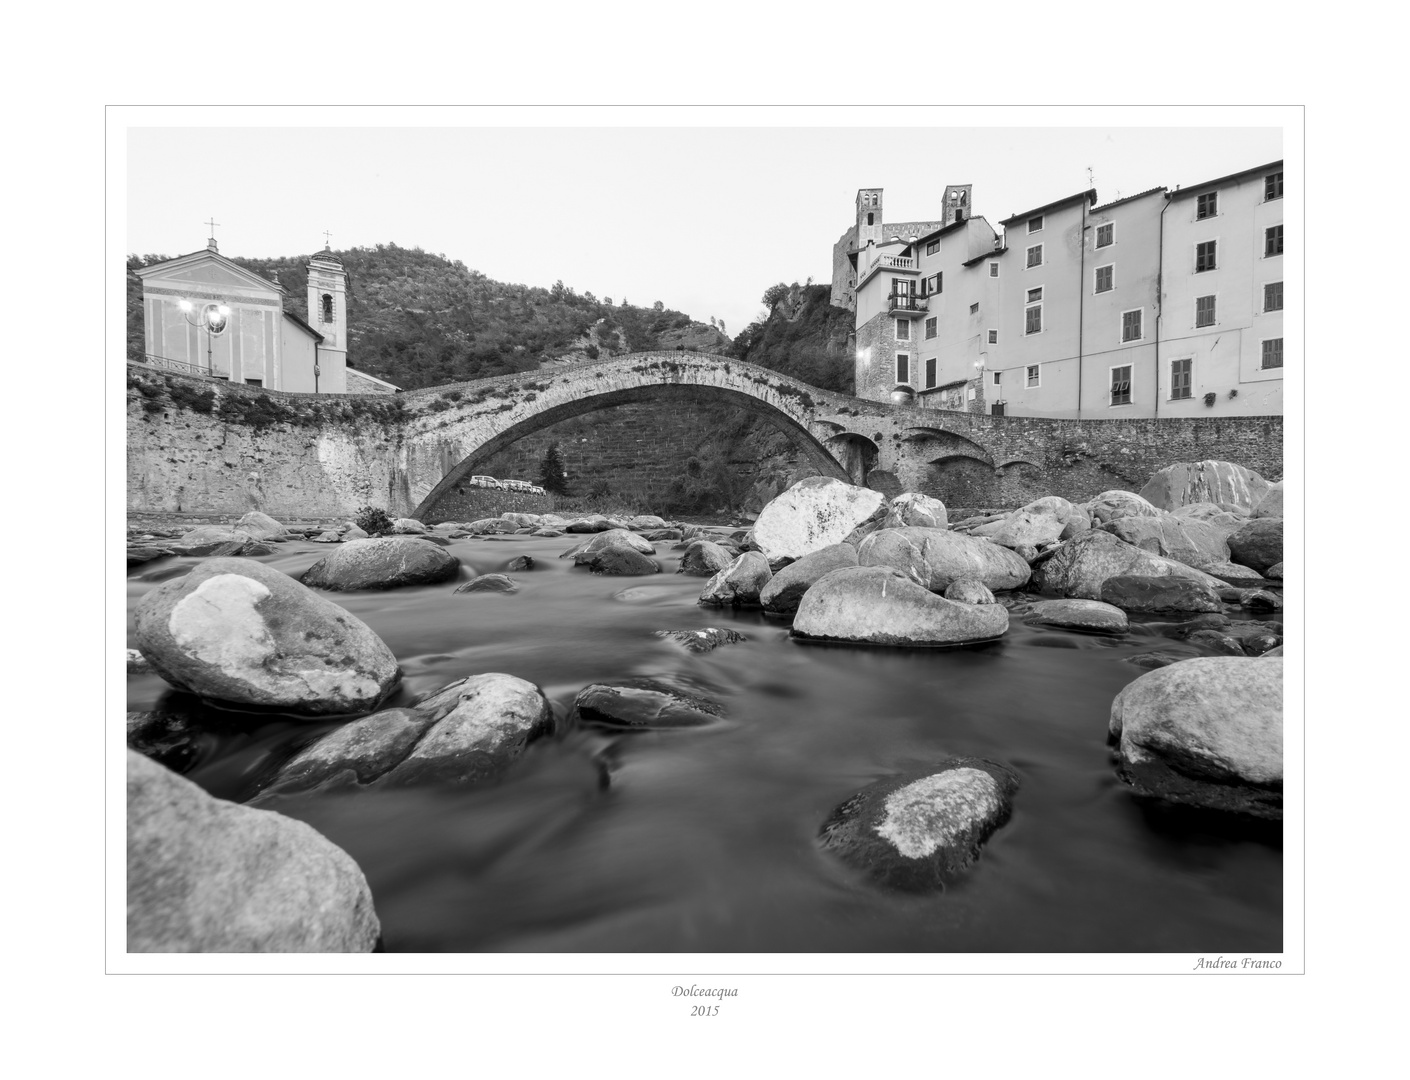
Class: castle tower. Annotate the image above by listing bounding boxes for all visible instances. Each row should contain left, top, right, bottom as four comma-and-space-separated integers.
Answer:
856, 188, 884, 247
307, 243, 349, 393
942, 184, 973, 226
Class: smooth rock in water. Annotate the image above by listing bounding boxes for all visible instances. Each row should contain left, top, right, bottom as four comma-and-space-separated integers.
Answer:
1266, 561, 1283, 580
699, 551, 772, 608
1109, 657, 1282, 819
1102, 510, 1233, 571
233, 511, 286, 540
530, 528, 565, 537
1253, 482, 1283, 519
676, 540, 735, 577
759, 543, 859, 615
128, 545, 176, 567
505, 555, 535, 572
466, 518, 502, 534
128, 750, 380, 952
1124, 651, 1188, 670
943, 577, 996, 605
454, 573, 518, 594
341, 524, 369, 540
1223, 622, 1283, 656
266, 708, 432, 791
1025, 598, 1129, 634
301, 537, 460, 591
380, 674, 553, 786
1032, 530, 1226, 600
1138, 461, 1272, 514
499, 513, 541, 528
572, 679, 724, 730
312, 531, 342, 543
751, 477, 886, 562
818, 758, 1019, 890
1241, 589, 1283, 613
1085, 490, 1161, 526
792, 565, 1009, 647
574, 544, 660, 576
966, 497, 1082, 550
1186, 629, 1246, 655
1200, 561, 1270, 588
857, 526, 1031, 593
653, 628, 748, 654
565, 515, 614, 533
127, 648, 153, 674
1227, 518, 1283, 575
881, 492, 948, 530
627, 515, 668, 531
176, 537, 276, 559
577, 528, 656, 556
1099, 574, 1223, 613
135, 558, 400, 716
389, 517, 429, 534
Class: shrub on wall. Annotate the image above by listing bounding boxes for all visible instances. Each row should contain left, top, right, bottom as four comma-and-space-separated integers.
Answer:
354, 505, 395, 536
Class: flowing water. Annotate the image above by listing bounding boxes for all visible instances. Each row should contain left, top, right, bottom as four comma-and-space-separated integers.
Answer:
126, 532, 1282, 953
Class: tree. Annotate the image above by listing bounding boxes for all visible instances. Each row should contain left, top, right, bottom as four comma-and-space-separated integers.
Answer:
708, 316, 716, 328
537, 442, 570, 495
718, 319, 726, 334
761, 282, 790, 310
603, 296, 612, 306
653, 300, 664, 311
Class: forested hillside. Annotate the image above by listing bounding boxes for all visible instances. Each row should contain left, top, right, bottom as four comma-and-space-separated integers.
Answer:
730, 282, 856, 394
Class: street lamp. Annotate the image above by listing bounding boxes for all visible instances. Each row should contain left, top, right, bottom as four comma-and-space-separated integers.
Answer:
178, 299, 231, 376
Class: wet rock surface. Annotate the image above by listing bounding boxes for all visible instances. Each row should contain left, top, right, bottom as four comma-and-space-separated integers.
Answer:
572, 679, 725, 730
300, 538, 461, 591
759, 543, 858, 615
653, 627, 749, 653
698, 551, 773, 608
792, 565, 1010, 647
1024, 598, 1129, 634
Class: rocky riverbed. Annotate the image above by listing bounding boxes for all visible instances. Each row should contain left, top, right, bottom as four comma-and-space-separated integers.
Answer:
126, 459, 1285, 953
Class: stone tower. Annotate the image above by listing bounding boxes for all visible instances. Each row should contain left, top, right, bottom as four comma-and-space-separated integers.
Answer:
307, 245, 349, 384
942, 184, 973, 226
856, 188, 884, 247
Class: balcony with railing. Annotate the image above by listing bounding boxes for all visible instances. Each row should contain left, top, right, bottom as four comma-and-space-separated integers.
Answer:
858, 251, 920, 289
888, 293, 930, 317
139, 354, 223, 379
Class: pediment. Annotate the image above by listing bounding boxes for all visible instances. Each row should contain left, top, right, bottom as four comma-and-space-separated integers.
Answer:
135, 250, 280, 297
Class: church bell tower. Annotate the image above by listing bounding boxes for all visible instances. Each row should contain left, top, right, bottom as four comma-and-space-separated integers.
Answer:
307, 242, 348, 385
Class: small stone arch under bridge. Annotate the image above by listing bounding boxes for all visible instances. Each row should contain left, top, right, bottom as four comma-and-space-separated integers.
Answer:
398, 351, 1021, 519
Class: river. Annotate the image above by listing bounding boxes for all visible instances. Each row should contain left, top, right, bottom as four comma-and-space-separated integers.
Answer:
126, 531, 1282, 953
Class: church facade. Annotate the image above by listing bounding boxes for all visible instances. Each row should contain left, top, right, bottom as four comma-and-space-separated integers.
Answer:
133, 240, 398, 395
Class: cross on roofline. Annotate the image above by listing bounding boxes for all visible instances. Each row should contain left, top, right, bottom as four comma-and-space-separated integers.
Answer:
205, 217, 220, 238
323, 230, 332, 248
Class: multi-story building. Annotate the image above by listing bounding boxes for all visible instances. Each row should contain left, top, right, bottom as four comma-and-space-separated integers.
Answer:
843, 160, 1284, 418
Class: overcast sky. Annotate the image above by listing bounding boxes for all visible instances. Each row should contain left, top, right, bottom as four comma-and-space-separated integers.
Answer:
127, 120, 1283, 342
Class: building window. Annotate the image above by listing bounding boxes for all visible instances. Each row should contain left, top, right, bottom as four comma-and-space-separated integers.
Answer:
1195, 240, 1217, 273
866, 212, 874, 226
1028, 215, 1044, 233
926, 239, 940, 256
1261, 338, 1283, 369
1121, 308, 1143, 342
969, 302, 979, 314
1026, 286, 1043, 303
991, 402, 1006, 416
924, 316, 937, 339
1264, 281, 1284, 312
1094, 264, 1113, 293
245, 378, 263, 388
1095, 222, 1114, 248
988, 329, 998, 344
1111, 365, 1132, 406
925, 357, 937, 388
895, 319, 910, 341
1170, 358, 1192, 400
932, 272, 943, 293
993, 371, 1002, 386
989, 262, 999, 277
1196, 192, 1218, 219
1195, 294, 1216, 328
321, 293, 334, 322
1025, 303, 1043, 335
1026, 244, 1043, 268
896, 353, 911, 383
1265, 224, 1283, 257
1265, 171, 1283, 201
1026, 365, 1040, 388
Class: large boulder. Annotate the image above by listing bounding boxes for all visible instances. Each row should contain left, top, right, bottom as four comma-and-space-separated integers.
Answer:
300, 538, 460, 591
233, 511, 287, 541
759, 543, 858, 615
1099, 574, 1223, 613
881, 492, 948, 530
817, 758, 1019, 890
751, 477, 886, 563
1024, 599, 1129, 634
967, 508, 1066, 552
1032, 530, 1227, 601
128, 751, 380, 952
1138, 460, 1273, 514
857, 527, 1031, 593
675, 539, 734, 577
572, 534, 660, 575
564, 529, 656, 558
134, 558, 400, 716
1227, 518, 1283, 575
380, 674, 553, 786
1109, 657, 1282, 819
1102, 510, 1233, 571
454, 573, 518, 594
1084, 490, 1161, 526
699, 551, 772, 608
1171, 502, 1248, 530
1253, 482, 1284, 519
388, 517, 430, 535
792, 565, 1009, 647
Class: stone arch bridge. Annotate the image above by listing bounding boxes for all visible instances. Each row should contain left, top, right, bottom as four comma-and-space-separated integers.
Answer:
400, 351, 1047, 519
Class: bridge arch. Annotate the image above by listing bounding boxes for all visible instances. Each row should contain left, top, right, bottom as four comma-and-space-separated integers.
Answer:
901, 426, 995, 466
406, 356, 855, 519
